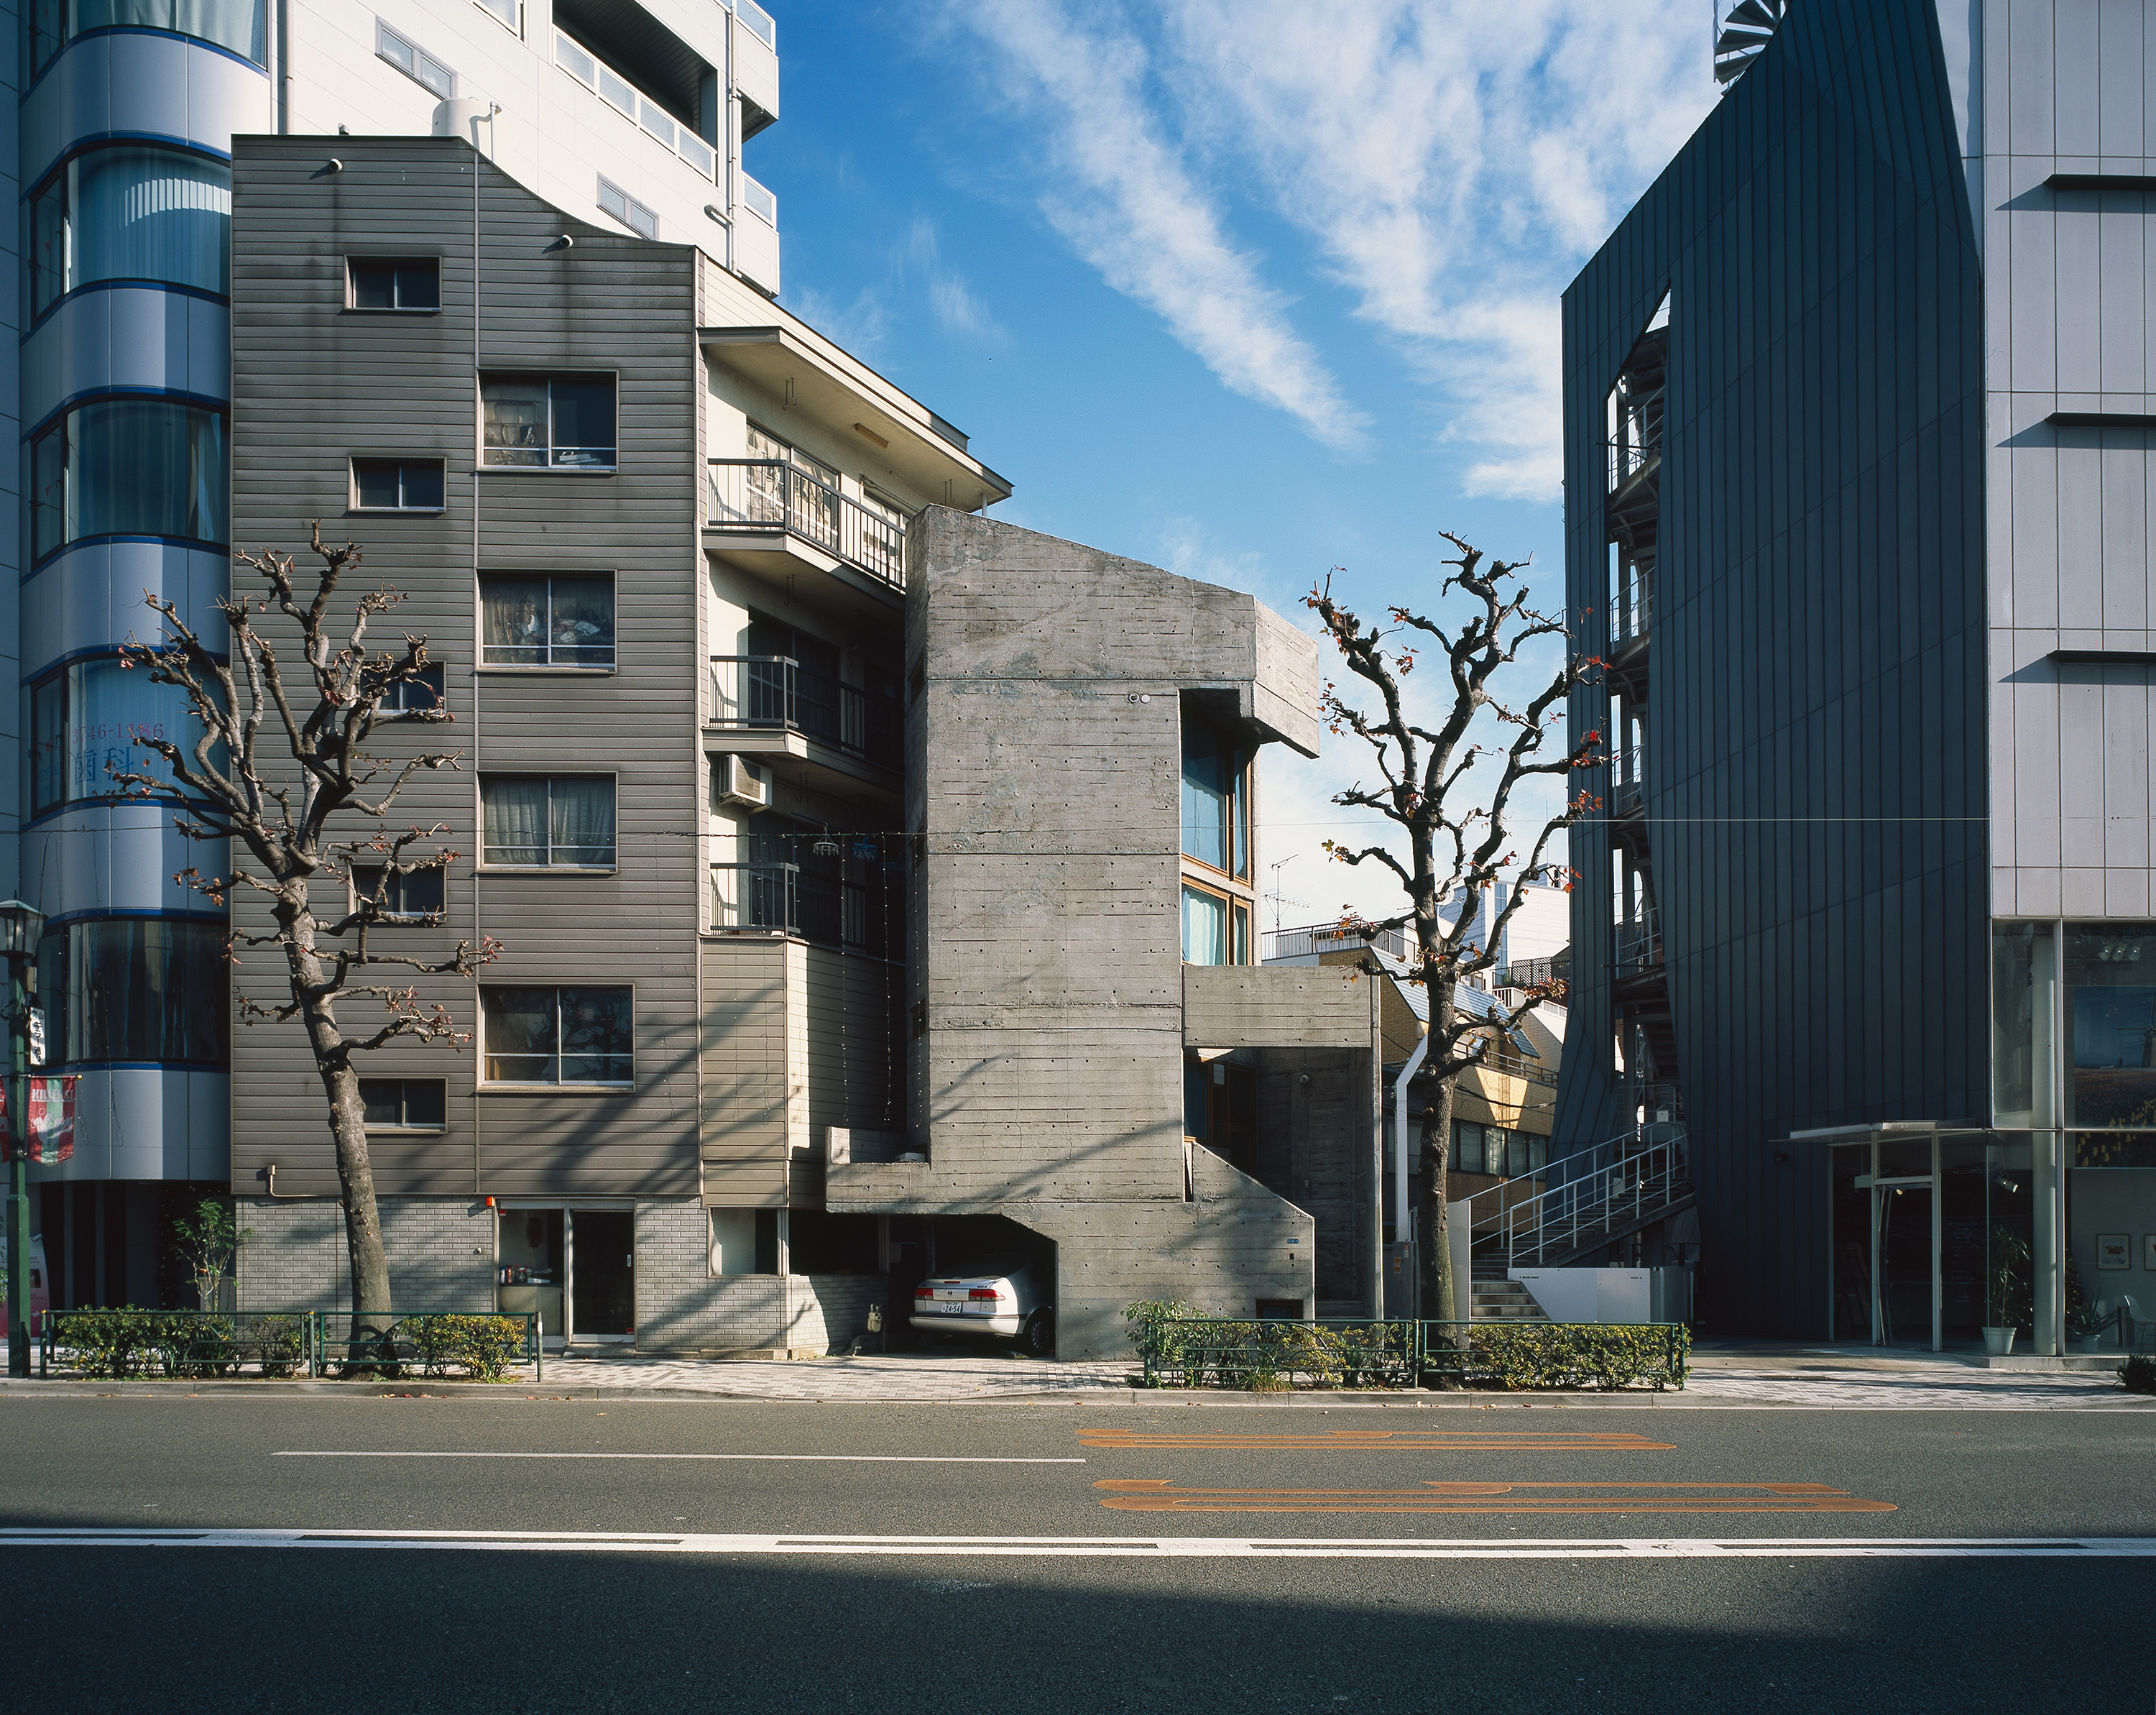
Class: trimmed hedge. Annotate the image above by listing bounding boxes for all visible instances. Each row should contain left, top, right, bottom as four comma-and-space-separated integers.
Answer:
47, 1310, 305, 1379
1124, 1301, 1688, 1392
405, 1314, 530, 1381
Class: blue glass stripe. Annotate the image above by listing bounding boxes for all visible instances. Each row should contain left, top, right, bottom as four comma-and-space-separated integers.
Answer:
22, 28, 267, 104
23, 277, 230, 342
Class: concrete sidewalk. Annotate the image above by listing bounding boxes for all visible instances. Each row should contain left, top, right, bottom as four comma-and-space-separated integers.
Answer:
9, 1340, 2146, 1407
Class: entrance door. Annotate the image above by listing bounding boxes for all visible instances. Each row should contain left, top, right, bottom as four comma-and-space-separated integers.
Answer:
1876, 1182, 1934, 1348
571, 1210, 635, 1341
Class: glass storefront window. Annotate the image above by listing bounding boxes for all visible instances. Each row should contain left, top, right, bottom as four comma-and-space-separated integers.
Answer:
2068, 1133, 2156, 1354
28, 656, 201, 816
1940, 1136, 2034, 1344
1992, 922, 2055, 1126
2063, 924, 2156, 1129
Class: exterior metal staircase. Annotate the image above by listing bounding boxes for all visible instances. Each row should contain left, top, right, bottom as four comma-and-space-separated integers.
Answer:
1460, 1128, 1693, 1278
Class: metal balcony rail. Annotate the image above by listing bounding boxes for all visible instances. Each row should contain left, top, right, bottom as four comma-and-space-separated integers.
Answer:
1616, 909, 1661, 970
740, 173, 778, 226
1494, 957, 1560, 990
711, 861, 798, 934
553, 29, 717, 179
706, 460, 906, 592
709, 656, 901, 769
1612, 749, 1645, 817
1611, 577, 1653, 646
1460, 1131, 1690, 1274
1467, 1042, 1557, 1089
1263, 921, 1415, 963
732, 0, 776, 48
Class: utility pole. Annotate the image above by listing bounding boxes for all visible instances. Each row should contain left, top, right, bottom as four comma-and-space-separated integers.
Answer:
3, 899, 45, 1378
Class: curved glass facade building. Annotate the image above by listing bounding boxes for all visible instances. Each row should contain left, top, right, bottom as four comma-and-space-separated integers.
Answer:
17, 0, 784, 1304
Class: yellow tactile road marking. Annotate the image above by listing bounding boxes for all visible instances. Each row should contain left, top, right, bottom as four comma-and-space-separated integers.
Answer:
1094, 1480, 1897, 1515
1078, 1428, 1675, 1452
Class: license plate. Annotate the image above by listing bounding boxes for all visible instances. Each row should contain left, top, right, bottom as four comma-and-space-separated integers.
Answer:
934, 1301, 963, 1314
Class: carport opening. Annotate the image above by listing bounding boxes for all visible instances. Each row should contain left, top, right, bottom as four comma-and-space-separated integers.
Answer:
902, 1213, 1057, 1355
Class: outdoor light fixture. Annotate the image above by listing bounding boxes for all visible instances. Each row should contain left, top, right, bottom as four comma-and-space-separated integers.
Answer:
0, 900, 43, 961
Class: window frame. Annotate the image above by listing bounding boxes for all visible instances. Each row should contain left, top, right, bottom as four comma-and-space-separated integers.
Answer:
478, 572, 617, 671
477, 772, 620, 871
29, 653, 198, 819
378, 663, 448, 718
1180, 878, 1251, 967
359, 1076, 448, 1133
471, 0, 520, 34
1179, 711, 1253, 883
478, 372, 619, 474
349, 861, 448, 924
345, 255, 443, 313
349, 457, 447, 514
376, 19, 456, 97
32, 397, 229, 565
30, 142, 234, 322
596, 177, 658, 240
478, 983, 635, 1090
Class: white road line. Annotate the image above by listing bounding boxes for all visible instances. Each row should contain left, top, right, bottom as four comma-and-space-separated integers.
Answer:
271, 1452, 1086, 1463
4, 1529, 2153, 1558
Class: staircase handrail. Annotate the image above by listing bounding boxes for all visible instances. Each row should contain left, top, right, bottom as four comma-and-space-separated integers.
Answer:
1460, 1128, 1690, 1272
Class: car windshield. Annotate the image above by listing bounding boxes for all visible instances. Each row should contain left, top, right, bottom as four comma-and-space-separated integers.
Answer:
943, 1254, 1025, 1280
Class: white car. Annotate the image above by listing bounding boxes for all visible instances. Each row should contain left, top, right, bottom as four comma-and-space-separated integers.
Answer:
910, 1255, 1054, 1356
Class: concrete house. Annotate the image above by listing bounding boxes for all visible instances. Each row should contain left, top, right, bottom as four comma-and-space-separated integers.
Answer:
213, 126, 1381, 1359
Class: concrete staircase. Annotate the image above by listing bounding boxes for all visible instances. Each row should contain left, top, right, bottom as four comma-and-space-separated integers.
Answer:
1468, 1278, 1549, 1323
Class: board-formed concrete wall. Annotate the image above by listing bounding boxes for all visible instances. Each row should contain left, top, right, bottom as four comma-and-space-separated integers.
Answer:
825, 510, 1325, 1355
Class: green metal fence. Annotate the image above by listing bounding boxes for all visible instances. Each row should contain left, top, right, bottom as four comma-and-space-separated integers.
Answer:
1131, 1315, 1689, 1392
313, 1311, 542, 1381
36, 1308, 543, 1382
38, 1308, 312, 1380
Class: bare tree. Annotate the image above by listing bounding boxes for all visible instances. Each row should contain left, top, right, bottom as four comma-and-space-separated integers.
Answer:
1306, 531, 1600, 1338
116, 524, 497, 1325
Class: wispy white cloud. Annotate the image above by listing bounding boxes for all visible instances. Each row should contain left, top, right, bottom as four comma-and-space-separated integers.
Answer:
942, 0, 1714, 494
939, 0, 1368, 450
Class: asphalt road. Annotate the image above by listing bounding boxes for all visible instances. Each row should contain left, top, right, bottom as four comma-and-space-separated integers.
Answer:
4, 1394, 2152, 1714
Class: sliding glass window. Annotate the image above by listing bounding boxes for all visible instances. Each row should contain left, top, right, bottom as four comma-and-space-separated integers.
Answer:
29, 656, 198, 815
30, 0, 266, 74
32, 399, 226, 563
31, 146, 231, 317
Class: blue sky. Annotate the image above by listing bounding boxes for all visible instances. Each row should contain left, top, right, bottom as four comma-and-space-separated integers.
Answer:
757, 0, 1721, 934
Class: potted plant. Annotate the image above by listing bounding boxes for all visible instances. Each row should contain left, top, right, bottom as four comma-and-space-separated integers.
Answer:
172, 1199, 249, 1312
2064, 1259, 2102, 1352
1984, 1230, 2032, 1356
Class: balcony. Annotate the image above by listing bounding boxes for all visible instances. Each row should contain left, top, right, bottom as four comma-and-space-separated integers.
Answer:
552, 28, 718, 181
709, 858, 900, 955
706, 459, 907, 599
1610, 574, 1651, 655
708, 655, 901, 772
1611, 748, 1645, 819
1616, 909, 1662, 973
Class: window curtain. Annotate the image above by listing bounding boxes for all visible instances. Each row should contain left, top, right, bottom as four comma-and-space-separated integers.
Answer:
66, 0, 265, 61
71, 147, 231, 299
56, 918, 226, 1065
549, 579, 614, 664
64, 400, 226, 548
482, 776, 547, 865
481, 577, 548, 663
1182, 886, 1227, 965
558, 987, 632, 1082
549, 776, 617, 866
482, 379, 548, 465
1180, 727, 1230, 870
482, 986, 556, 1082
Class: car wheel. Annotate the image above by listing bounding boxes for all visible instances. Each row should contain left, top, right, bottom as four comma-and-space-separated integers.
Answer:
1017, 1312, 1054, 1358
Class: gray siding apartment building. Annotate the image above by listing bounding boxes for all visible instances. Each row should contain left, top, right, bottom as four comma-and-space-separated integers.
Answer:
218, 132, 1379, 1360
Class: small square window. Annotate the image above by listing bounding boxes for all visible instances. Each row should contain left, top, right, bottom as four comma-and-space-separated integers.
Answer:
377, 20, 455, 97
360, 1077, 448, 1130
351, 863, 447, 920
349, 257, 441, 312
352, 459, 446, 512
380, 663, 447, 715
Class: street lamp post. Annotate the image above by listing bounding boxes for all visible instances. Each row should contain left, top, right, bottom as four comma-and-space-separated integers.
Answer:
1, 898, 45, 1379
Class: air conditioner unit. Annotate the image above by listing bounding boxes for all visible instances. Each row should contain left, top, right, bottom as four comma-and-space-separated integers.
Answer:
717, 753, 770, 808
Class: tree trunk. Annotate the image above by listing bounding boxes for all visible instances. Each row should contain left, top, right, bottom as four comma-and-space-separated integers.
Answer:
1419, 1071, 1457, 1323
287, 906, 394, 1366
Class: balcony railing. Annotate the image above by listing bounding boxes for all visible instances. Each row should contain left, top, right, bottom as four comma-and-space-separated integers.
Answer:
1616, 909, 1661, 972
1612, 748, 1645, 817
1610, 572, 1651, 649
706, 460, 907, 593
1262, 921, 1415, 963
708, 656, 900, 771
554, 29, 717, 179
709, 859, 899, 955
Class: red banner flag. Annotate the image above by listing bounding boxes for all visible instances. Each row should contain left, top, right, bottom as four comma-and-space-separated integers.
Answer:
28, 1075, 75, 1163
